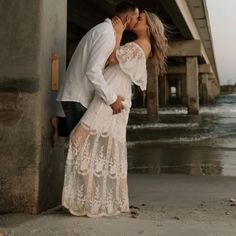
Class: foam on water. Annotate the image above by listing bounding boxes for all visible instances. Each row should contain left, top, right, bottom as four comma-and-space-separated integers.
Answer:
127, 135, 213, 147
158, 106, 236, 115
159, 107, 187, 115
200, 105, 236, 114
128, 133, 236, 148
127, 122, 199, 130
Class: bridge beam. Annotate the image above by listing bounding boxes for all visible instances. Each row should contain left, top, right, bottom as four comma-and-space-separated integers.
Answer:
168, 40, 203, 57
167, 64, 213, 74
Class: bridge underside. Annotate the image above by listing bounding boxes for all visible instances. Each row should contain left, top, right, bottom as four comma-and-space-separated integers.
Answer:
67, 0, 220, 116
0, 0, 220, 214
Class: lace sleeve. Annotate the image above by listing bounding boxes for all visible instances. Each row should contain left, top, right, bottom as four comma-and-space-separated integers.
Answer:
116, 42, 147, 91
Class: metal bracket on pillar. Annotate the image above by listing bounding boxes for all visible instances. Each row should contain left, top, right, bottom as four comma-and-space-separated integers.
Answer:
51, 53, 59, 91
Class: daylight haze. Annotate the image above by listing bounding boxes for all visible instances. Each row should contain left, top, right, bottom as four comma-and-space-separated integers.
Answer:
206, 0, 236, 85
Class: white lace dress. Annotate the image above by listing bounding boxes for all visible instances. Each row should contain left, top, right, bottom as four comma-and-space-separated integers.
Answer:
62, 42, 147, 217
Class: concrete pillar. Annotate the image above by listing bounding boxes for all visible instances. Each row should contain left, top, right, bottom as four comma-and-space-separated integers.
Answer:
159, 75, 168, 106
201, 74, 209, 105
176, 77, 182, 100
186, 57, 199, 114
146, 60, 158, 119
208, 74, 220, 103
199, 76, 203, 102
165, 76, 170, 105
181, 75, 187, 105
0, 0, 67, 213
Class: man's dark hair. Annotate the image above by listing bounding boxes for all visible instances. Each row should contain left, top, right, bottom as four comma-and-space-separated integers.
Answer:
114, 1, 138, 15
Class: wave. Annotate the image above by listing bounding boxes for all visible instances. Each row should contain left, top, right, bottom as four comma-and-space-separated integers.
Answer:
159, 107, 187, 114
127, 136, 212, 147
131, 108, 148, 114
157, 106, 236, 115
132, 107, 236, 115
127, 122, 199, 130
127, 131, 236, 147
199, 106, 236, 114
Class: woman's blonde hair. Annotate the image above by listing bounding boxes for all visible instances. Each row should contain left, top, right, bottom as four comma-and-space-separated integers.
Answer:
144, 10, 168, 76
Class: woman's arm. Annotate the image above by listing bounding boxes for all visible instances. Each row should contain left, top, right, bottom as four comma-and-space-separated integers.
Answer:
108, 17, 125, 65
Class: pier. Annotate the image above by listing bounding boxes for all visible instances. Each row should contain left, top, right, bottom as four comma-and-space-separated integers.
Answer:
0, 0, 220, 213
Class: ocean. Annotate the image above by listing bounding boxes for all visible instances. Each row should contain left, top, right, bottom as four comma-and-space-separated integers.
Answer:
127, 94, 236, 176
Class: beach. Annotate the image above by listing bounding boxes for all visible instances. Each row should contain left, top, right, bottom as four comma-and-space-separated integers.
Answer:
1, 95, 236, 235
0, 174, 236, 236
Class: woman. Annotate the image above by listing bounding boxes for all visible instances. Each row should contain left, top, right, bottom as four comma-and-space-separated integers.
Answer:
62, 10, 168, 217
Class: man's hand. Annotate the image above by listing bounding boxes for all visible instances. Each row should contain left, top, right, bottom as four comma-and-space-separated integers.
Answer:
110, 96, 125, 114
112, 16, 126, 36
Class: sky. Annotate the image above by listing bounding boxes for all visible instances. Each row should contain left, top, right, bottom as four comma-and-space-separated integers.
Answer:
206, 0, 236, 85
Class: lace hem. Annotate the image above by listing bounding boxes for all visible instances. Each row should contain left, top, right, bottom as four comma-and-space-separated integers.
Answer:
62, 201, 130, 218
62, 122, 129, 217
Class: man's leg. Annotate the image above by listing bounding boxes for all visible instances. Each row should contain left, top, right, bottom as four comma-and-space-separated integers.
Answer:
61, 101, 87, 134
57, 116, 69, 137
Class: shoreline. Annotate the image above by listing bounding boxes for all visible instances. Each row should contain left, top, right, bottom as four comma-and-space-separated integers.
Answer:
127, 141, 236, 177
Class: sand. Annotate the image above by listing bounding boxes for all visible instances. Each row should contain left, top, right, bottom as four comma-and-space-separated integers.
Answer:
1, 174, 236, 236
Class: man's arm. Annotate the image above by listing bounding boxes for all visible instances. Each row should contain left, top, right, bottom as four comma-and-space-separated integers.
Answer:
108, 17, 125, 65
85, 29, 124, 113
85, 31, 117, 105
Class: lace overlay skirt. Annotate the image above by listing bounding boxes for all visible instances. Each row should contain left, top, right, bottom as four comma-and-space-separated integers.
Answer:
62, 96, 130, 217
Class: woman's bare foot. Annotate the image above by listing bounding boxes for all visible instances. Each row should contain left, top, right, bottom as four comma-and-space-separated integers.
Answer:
50, 116, 58, 147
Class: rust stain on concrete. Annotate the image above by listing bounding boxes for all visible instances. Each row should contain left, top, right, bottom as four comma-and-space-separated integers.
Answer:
190, 97, 197, 104
0, 88, 23, 126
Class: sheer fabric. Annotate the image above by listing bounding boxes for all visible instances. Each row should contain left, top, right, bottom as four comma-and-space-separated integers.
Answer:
62, 42, 147, 217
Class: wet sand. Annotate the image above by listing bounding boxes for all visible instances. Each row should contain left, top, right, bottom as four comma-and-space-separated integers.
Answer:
1, 174, 236, 236
128, 141, 236, 176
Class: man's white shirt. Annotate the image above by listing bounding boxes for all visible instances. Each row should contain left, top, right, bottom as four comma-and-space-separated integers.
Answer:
57, 19, 117, 108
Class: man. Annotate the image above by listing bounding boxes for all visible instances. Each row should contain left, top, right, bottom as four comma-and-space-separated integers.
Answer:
56, 1, 139, 136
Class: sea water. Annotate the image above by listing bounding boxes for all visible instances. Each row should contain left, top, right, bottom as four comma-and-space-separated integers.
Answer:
127, 94, 236, 176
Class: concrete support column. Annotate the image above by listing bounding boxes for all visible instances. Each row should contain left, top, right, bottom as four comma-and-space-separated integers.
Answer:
181, 75, 187, 105
159, 75, 168, 106
176, 77, 182, 100
186, 57, 199, 114
166, 76, 171, 105
199, 77, 203, 102
201, 74, 209, 105
146, 60, 158, 119
0, 0, 67, 213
